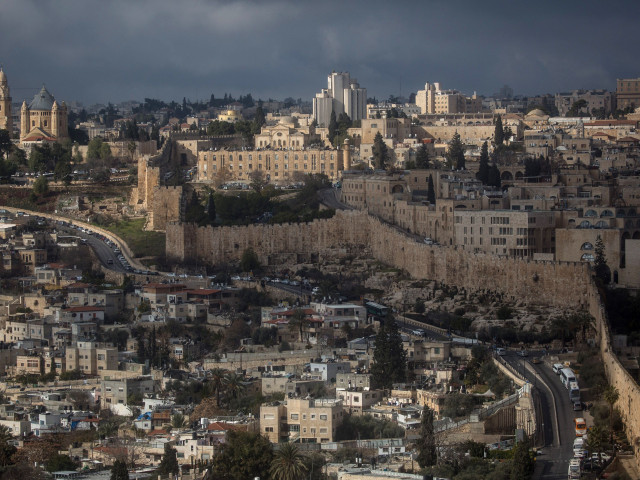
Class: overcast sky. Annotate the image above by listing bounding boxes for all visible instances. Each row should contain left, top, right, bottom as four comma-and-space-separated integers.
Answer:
1, 0, 638, 106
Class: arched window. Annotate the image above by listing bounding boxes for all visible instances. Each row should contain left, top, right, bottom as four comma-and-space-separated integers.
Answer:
579, 220, 591, 228
600, 210, 613, 217
581, 242, 594, 250
585, 209, 597, 217
595, 221, 608, 228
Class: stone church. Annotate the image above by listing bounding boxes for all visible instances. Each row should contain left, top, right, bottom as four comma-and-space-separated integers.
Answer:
19, 82, 68, 145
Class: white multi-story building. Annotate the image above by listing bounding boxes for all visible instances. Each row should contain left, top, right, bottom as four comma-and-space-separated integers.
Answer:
313, 72, 367, 127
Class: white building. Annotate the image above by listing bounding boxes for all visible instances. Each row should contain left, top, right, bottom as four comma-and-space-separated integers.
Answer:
313, 72, 367, 127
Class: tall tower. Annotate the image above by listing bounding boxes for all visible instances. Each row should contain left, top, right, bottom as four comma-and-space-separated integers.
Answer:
0, 67, 12, 137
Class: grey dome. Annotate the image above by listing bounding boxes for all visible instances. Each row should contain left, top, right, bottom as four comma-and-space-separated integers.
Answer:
29, 85, 55, 110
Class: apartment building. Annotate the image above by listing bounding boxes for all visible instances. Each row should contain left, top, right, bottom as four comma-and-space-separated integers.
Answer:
310, 302, 368, 330
66, 341, 118, 375
415, 82, 482, 115
101, 376, 155, 409
313, 72, 366, 127
555, 89, 613, 117
336, 388, 383, 414
453, 210, 556, 257
260, 397, 344, 443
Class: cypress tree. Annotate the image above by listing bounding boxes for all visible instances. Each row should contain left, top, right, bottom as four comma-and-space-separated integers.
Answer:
427, 175, 436, 204
328, 110, 338, 141
157, 444, 179, 476
488, 164, 501, 189
478, 141, 490, 184
416, 406, 437, 468
494, 114, 504, 145
416, 143, 429, 169
446, 132, 465, 170
372, 132, 389, 170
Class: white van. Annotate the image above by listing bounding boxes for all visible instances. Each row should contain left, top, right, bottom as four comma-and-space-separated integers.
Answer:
552, 363, 564, 374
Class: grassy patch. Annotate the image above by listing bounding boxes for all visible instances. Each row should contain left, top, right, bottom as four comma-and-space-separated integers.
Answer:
104, 218, 165, 258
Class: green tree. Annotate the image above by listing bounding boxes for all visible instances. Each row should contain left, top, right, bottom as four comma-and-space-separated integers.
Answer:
223, 372, 245, 406
33, 176, 49, 195
240, 247, 260, 272
171, 413, 187, 429
416, 406, 437, 468
494, 114, 504, 146
427, 174, 436, 204
585, 424, 606, 463
510, 435, 534, 479
209, 368, 226, 407
372, 131, 389, 170
446, 132, 465, 170
416, 143, 430, 169
45, 454, 78, 472
110, 459, 129, 480
0, 425, 16, 468
269, 443, 308, 480
488, 164, 501, 189
370, 317, 407, 389
87, 137, 106, 160
157, 443, 179, 476
594, 235, 610, 284
288, 308, 308, 342
603, 385, 619, 444
211, 430, 273, 480
0, 130, 12, 159
206, 193, 216, 223
328, 110, 338, 141
478, 141, 490, 184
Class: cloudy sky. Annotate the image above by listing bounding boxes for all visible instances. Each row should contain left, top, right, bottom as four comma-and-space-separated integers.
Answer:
1, 0, 638, 106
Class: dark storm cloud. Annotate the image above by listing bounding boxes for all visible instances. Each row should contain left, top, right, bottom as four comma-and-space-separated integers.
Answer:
1, 0, 638, 105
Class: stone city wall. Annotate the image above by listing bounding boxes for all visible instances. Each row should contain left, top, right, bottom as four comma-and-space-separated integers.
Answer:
167, 210, 590, 308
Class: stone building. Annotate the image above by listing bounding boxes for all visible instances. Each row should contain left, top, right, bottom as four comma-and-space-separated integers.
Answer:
20, 85, 68, 144
196, 146, 345, 184
415, 82, 483, 115
260, 397, 344, 443
616, 77, 640, 111
0, 68, 12, 136
254, 115, 320, 148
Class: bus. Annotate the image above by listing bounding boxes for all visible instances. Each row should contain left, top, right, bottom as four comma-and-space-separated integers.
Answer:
560, 368, 576, 388
364, 300, 389, 319
569, 381, 581, 402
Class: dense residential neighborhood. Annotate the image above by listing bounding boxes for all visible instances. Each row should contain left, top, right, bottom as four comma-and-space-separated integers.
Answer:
1, 3, 640, 479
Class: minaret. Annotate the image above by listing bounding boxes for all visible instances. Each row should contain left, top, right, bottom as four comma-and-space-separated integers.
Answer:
342, 138, 351, 171
20, 100, 29, 142
0, 67, 12, 137
51, 100, 59, 138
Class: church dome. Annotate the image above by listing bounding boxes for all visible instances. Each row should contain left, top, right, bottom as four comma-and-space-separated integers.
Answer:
526, 108, 547, 117
29, 85, 56, 111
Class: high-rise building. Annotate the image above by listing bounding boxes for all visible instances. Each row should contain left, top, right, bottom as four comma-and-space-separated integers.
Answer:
313, 71, 366, 127
0, 68, 12, 136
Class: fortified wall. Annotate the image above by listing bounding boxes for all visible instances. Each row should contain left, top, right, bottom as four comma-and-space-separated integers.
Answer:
166, 209, 640, 466
167, 210, 590, 308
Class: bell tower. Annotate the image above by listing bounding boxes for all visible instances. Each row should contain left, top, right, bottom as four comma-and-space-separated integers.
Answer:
0, 67, 12, 137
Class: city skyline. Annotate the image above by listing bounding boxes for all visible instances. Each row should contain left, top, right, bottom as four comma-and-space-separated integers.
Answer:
1, 0, 638, 105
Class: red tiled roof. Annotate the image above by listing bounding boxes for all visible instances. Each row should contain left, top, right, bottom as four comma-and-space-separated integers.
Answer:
206, 422, 245, 432
186, 289, 221, 295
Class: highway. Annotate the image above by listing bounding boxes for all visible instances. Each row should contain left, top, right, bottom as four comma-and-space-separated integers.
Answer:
503, 351, 576, 479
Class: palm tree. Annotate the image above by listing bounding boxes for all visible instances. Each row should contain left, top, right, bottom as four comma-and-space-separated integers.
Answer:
223, 373, 245, 406
288, 308, 308, 342
269, 443, 308, 480
209, 368, 226, 407
603, 385, 619, 445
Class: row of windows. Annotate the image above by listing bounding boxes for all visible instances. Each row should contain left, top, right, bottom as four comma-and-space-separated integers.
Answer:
204, 153, 335, 162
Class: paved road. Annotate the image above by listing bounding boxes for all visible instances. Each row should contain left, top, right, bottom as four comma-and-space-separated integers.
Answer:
504, 352, 576, 479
